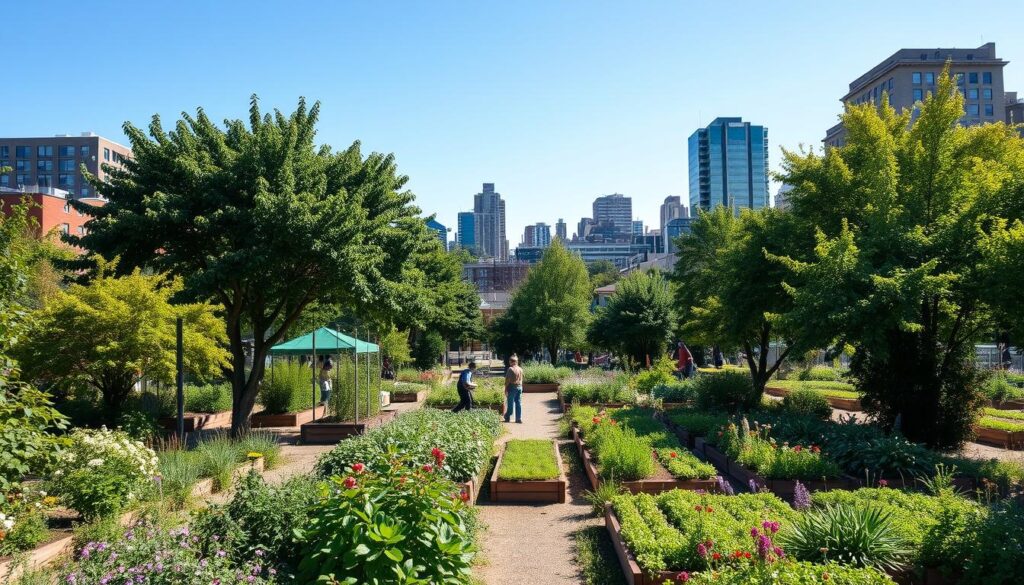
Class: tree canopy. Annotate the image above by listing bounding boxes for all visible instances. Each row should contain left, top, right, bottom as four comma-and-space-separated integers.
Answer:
588, 269, 674, 367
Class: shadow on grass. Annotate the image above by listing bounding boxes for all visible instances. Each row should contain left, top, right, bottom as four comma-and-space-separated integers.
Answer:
573, 525, 627, 585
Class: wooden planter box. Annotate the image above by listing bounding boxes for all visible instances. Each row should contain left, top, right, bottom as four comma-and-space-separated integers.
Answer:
605, 505, 680, 585
721, 456, 852, 500
523, 382, 560, 393
990, 399, 1024, 410
390, 390, 427, 403
972, 425, 1024, 450
764, 386, 862, 411
300, 410, 399, 444
250, 405, 326, 428
576, 429, 716, 495
658, 415, 696, 449
701, 442, 730, 471
158, 409, 232, 432
490, 441, 566, 503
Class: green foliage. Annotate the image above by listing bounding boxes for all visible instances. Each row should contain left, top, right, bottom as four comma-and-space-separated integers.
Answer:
574, 526, 628, 585
694, 370, 759, 413
589, 423, 656, 481
981, 372, 1024, 402
797, 365, 842, 381
489, 301, 541, 361
783, 504, 911, 572
781, 389, 833, 421
259, 360, 316, 415
235, 430, 282, 470
651, 380, 696, 403
181, 382, 232, 413
720, 419, 841, 480
955, 501, 1024, 584
581, 480, 626, 516
771, 379, 859, 399
296, 452, 477, 584
666, 410, 728, 438
425, 382, 504, 408
316, 409, 502, 484
629, 356, 676, 394
506, 240, 592, 364
115, 410, 162, 443
587, 259, 620, 289
0, 505, 47, 556
498, 439, 559, 480
685, 561, 896, 584
196, 434, 244, 492
0, 384, 69, 491
588, 271, 674, 366
379, 326, 413, 368
590, 408, 715, 481
413, 331, 445, 371
976, 416, 1024, 432
560, 371, 634, 404
520, 363, 572, 384
156, 448, 203, 509
14, 265, 228, 422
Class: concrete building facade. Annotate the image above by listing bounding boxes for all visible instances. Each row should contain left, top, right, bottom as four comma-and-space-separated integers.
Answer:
688, 117, 769, 214
659, 195, 687, 233
592, 193, 632, 239
472, 183, 508, 260
0, 134, 130, 198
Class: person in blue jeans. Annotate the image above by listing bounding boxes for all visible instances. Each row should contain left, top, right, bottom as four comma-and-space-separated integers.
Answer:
504, 354, 524, 423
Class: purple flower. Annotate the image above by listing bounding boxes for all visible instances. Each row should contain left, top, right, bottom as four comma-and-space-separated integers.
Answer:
750, 527, 759, 538
255, 549, 264, 557
793, 481, 811, 511
716, 476, 735, 496
696, 543, 707, 557
216, 550, 226, 558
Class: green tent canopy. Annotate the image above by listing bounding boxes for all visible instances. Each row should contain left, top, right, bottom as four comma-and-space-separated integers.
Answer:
268, 327, 379, 356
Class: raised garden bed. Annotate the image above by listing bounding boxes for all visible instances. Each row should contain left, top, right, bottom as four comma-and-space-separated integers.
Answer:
972, 424, 1024, 449
604, 505, 677, 585
250, 405, 326, 428
699, 442, 853, 500
300, 409, 399, 443
764, 385, 863, 411
523, 382, 560, 393
390, 389, 428, 403
489, 439, 566, 503
990, 398, 1024, 410
158, 409, 232, 432
557, 387, 627, 413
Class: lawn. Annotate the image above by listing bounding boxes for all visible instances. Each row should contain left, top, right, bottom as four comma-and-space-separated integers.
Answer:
770, 379, 859, 399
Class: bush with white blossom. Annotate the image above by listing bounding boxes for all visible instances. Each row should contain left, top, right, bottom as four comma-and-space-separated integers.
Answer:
50, 427, 159, 520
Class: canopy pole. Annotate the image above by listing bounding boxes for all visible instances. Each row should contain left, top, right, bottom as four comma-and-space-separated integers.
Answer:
354, 327, 360, 425
311, 330, 318, 422
334, 327, 340, 419
366, 334, 371, 416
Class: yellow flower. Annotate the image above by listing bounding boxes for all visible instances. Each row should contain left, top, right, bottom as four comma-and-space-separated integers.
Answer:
246, 452, 263, 460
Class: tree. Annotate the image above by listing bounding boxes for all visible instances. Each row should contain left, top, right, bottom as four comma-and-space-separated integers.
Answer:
69, 97, 436, 435
777, 72, 1024, 448
489, 302, 541, 363
588, 270, 674, 367
510, 240, 592, 364
14, 261, 228, 422
587, 259, 620, 288
672, 206, 810, 396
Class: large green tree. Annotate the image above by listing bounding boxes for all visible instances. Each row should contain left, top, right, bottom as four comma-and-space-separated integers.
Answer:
588, 269, 674, 367
14, 263, 228, 422
673, 206, 810, 395
777, 72, 1024, 448
69, 97, 438, 434
506, 240, 591, 364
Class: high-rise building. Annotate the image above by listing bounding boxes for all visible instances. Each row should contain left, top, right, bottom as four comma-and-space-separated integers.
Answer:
456, 211, 476, 252
775, 184, 794, 211
555, 218, 567, 241
521, 222, 552, 248
0, 133, 131, 198
688, 117, 769, 214
576, 217, 594, 241
1006, 92, 1024, 137
659, 195, 687, 233
592, 194, 632, 238
522, 225, 536, 248
824, 43, 1009, 147
425, 218, 448, 248
631, 220, 644, 238
472, 183, 508, 260
665, 217, 696, 253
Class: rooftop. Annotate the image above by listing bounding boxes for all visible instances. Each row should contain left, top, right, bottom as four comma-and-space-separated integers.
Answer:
846, 43, 1007, 99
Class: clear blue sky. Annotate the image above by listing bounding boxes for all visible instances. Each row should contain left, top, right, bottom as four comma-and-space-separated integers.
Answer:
6, 1, 1023, 243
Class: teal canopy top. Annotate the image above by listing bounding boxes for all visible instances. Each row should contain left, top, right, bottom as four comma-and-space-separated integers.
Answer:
268, 327, 379, 356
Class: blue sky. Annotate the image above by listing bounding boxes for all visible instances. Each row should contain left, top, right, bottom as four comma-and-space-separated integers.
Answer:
6, 1, 1023, 243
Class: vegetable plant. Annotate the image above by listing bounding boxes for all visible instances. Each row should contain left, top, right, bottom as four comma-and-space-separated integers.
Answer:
498, 439, 559, 480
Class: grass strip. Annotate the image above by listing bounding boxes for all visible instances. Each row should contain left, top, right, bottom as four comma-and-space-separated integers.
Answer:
574, 526, 628, 585
498, 439, 560, 480
978, 416, 1024, 432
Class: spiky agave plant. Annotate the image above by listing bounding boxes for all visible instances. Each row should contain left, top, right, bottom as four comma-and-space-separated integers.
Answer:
782, 503, 911, 573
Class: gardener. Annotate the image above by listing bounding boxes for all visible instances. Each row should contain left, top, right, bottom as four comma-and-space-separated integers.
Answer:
675, 341, 695, 379
504, 354, 524, 423
452, 361, 478, 413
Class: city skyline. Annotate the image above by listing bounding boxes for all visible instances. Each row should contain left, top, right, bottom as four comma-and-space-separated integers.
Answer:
5, 1, 1024, 243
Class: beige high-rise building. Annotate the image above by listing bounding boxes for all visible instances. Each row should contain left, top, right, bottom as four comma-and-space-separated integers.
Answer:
824, 43, 1009, 147
0, 133, 131, 198
472, 183, 508, 261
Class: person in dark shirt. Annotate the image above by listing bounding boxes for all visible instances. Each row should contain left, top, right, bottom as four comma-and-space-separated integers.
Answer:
453, 361, 478, 413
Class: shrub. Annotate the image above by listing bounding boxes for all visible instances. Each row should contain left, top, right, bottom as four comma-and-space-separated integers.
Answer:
798, 365, 841, 381
0, 384, 68, 491
589, 423, 656, 481
783, 504, 911, 572
49, 428, 158, 520
183, 382, 232, 413
115, 409, 162, 443
296, 453, 476, 583
412, 331, 445, 371
666, 410, 727, 438
156, 449, 203, 509
561, 372, 634, 404
0, 487, 52, 556
687, 561, 896, 584
498, 439, 559, 480
651, 380, 696, 403
196, 434, 243, 492
694, 370, 758, 413
957, 501, 1024, 584
630, 363, 675, 395
258, 361, 314, 415
781, 389, 833, 420
521, 363, 572, 384
235, 431, 281, 470
981, 372, 1024, 402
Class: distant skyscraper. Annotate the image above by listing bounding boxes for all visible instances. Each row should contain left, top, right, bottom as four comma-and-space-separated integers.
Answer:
576, 217, 594, 241
521, 222, 552, 248
555, 218, 567, 241
631, 220, 644, 238
775, 184, 794, 211
472, 183, 508, 260
688, 117, 769, 213
456, 211, 476, 252
425, 218, 447, 248
660, 195, 687, 233
592, 193, 632, 238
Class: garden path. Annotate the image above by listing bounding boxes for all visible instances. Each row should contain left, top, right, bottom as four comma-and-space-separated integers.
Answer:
476, 393, 599, 585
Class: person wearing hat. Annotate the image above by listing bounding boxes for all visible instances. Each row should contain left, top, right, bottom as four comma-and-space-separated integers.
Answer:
452, 361, 478, 413
504, 354, 524, 423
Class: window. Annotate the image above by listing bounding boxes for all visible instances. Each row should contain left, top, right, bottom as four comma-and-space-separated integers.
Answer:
0, 146, 7, 158
967, 54, 974, 61
969, 72, 978, 84
985, 104, 994, 117
80, 145, 90, 158
912, 72, 922, 84
59, 174, 75, 187
983, 88, 993, 100
983, 72, 992, 84
925, 72, 934, 84
63, 202, 72, 213
59, 224, 70, 235
913, 89, 923, 101
967, 104, 980, 116
0, 175, 8, 187
81, 186, 90, 197
37, 174, 52, 187
103, 148, 110, 161
37, 160, 53, 172
888, 78, 894, 90
920, 53, 928, 60
58, 145, 75, 157
37, 145, 53, 157
76, 226, 86, 236
16, 174, 30, 185
59, 158, 75, 171
956, 73, 965, 85
15, 160, 31, 171
15, 146, 31, 158
968, 88, 979, 99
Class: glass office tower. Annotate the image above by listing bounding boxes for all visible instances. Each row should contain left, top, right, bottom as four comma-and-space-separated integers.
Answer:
688, 117, 769, 214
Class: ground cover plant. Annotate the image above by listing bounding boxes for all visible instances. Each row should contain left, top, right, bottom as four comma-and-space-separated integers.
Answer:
560, 371, 634, 404
650, 380, 696, 403
719, 418, 841, 480
315, 408, 502, 484
770, 379, 860, 399
425, 378, 504, 408
665, 409, 728, 439
497, 439, 559, 480
385, 380, 431, 396
521, 363, 572, 384
588, 408, 716, 481
975, 407, 1024, 432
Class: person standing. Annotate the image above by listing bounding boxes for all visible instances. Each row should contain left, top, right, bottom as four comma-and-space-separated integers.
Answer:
712, 345, 725, 369
675, 341, 695, 379
319, 355, 333, 405
504, 354, 524, 423
453, 361, 478, 413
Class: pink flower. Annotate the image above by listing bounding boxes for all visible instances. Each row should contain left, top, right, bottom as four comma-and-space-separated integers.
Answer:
878, 479, 889, 488
422, 464, 434, 473
352, 463, 365, 474
696, 543, 707, 557
343, 476, 357, 489
677, 572, 690, 582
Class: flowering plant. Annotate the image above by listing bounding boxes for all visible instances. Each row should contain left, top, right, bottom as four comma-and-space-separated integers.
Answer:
0, 485, 55, 555
50, 427, 159, 520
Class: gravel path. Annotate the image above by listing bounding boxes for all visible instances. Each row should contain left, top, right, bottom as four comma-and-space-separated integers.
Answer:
476, 393, 599, 585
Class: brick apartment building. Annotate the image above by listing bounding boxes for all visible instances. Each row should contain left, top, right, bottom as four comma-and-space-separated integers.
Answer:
0, 186, 104, 245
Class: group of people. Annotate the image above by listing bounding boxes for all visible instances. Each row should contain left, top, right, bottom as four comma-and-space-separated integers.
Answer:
453, 354, 525, 423
673, 341, 725, 379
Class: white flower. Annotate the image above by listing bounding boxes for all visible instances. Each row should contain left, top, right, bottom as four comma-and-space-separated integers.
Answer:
87, 458, 105, 467
2, 519, 13, 530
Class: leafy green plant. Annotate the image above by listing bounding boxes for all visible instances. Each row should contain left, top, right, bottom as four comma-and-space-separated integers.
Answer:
259, 360, 315, 415
235, 431, 281, 470
183, 382, 233, 413
296, 450, 477, 584
651, 380, 696, 403
721, 418, 841, 480
798, 365, 841, 382
630, 359, 675, 395
582, 480, 625, 516
783, 504, 911, 572
425, 383, 504, 408
498, 439, 559, 480
694, 370, 758, 413
666, 410, 727, 438
981, 372, 1024, 402
521, 363, 572, 384
156, 449, 202, 509
781, 389, 833, 420
561, 372, 634, 404
589, 423, 655, 481
0, 384, 69, 491
574, 526, 628, 585
772, 380, 860, 399
686, 561, 896, 584
196, 435, 242, 492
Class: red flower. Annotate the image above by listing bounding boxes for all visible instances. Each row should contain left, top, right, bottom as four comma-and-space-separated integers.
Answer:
711, 552, 722, 561
705, 506, 713, 513
432, 447, 446, 466
811, 445, 821, 454
592, 417, 602, 424
694, 505, 703, 512
744, 552, 752, 559
670, 452, 678, 458
422, 464, 434, 473
352, 463, 365, 474
343, 476, 357, 489
399, 476, 407, 484
793, 445, 803, 453
676, 572, 689, 582
460, 490, 470, 503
